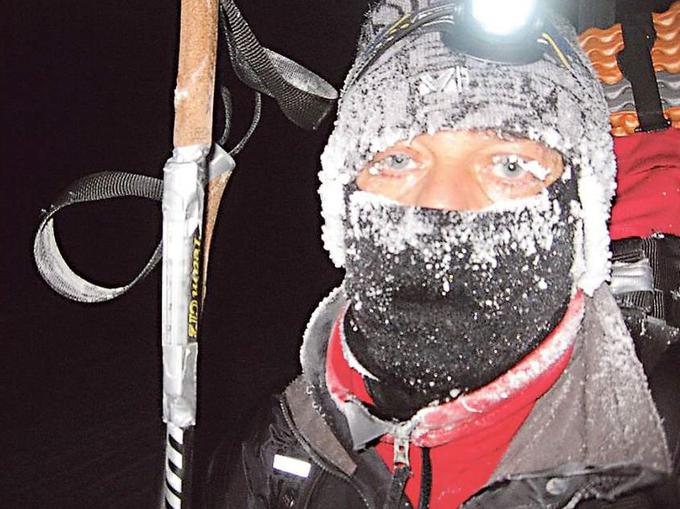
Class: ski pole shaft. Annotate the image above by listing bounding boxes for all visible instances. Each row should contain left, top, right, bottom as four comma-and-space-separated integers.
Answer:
162, 1, 218, 508
174, 0, 219, 148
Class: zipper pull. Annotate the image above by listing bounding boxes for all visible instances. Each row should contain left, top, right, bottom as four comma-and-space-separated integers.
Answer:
393, 435, 410, 468
384, 436, 412, 509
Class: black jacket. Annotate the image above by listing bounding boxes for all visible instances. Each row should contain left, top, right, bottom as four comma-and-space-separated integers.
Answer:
209, 286, 675, 509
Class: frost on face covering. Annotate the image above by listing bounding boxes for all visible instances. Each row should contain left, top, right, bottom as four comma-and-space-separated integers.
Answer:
342, 177, 581, 419
318, 21, 617, 297
316, 3, 617, 421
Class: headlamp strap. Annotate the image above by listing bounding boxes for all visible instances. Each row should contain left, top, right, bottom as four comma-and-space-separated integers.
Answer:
617, 12, 671, 133
347, 3, 455, 89
539, 26, 576, 70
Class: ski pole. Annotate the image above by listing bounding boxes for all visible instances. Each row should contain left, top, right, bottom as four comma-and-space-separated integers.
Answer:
161, 0, 219, 507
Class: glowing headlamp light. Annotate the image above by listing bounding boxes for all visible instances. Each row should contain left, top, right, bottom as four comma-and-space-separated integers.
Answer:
469, 0, 538, 36
445, 0, 545, 64
346, 0, 574, 89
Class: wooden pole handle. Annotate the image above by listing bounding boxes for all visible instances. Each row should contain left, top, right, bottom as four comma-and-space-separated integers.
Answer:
173, 0, 219, 147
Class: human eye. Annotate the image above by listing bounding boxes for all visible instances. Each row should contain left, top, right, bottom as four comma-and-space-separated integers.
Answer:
489, 155, 550, 182
366, 151, 420, 176
478, 154, 553, 202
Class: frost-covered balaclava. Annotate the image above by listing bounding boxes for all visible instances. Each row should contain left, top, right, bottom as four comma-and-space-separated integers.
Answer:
318, 0, 617, 418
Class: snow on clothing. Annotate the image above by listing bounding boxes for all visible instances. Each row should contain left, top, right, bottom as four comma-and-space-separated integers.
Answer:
319, 6, 616, 297
216, 285, 671, 509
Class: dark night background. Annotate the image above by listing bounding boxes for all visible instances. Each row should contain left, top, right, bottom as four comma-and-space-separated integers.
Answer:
2, 1, 674, 508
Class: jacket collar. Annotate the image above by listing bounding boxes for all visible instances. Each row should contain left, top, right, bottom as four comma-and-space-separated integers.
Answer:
326, 292, 584, 450
297, 284, 671, 505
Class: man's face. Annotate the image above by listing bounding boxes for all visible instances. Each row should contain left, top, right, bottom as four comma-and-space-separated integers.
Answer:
342, 129, 577, 410
356, 130, 564, 210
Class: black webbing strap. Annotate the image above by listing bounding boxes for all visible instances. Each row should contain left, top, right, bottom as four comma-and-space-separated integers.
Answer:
611, 236, 680, 370
220, 0, 337, 130
33, 171, 163, 303
612, 236, 680, 326
34, 1, 338, 303
217, 86, 263, 155
616, 11, 671, 132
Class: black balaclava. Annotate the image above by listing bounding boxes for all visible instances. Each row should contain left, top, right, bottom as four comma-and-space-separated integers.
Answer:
343, 178, 578, 419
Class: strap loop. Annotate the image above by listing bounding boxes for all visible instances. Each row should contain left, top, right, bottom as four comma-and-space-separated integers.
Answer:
33, 172, 163, 303
34, 1, 337, 303
220, 0, 337, 130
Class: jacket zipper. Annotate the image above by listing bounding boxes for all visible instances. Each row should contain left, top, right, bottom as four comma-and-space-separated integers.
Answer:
279, 398, 373, 509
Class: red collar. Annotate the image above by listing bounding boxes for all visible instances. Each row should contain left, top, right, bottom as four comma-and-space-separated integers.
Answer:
326, 291, 584, 448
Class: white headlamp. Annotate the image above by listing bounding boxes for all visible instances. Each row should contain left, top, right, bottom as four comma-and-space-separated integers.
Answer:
469, 0, 539, 36
346, 0, 573, 89
446, 0, 546, 64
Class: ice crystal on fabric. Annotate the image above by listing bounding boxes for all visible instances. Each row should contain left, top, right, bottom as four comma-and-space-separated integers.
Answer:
318, 9, 616, 294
